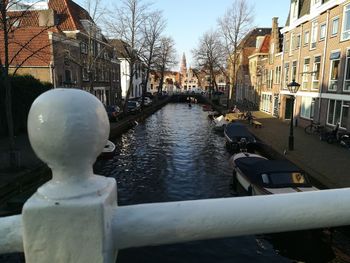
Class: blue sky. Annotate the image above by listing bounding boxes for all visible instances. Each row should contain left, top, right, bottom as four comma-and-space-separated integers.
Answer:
77, 0, 290, 68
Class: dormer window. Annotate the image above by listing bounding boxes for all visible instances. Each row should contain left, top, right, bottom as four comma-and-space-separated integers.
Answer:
311, 0, 322, 12
291, 0, 299, 22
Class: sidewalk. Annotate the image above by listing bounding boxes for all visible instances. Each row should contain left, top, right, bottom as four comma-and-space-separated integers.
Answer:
246, 111, 350, 189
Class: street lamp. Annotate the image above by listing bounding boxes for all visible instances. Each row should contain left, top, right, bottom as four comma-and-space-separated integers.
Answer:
287, 79, 300, 151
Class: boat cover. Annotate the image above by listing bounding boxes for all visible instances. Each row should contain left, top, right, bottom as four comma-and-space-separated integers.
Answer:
224, 123, 255, 142
235, 158, 301, 185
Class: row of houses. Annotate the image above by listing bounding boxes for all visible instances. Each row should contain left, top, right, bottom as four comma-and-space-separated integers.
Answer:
233, 0, 350, 131
1, 0, 146, 106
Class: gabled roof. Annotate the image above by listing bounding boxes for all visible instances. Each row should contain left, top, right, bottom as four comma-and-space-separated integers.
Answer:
48, 0, 93, 31
258, 35, 271, 53
239, 28, 272, 49
109, 39, 131, 58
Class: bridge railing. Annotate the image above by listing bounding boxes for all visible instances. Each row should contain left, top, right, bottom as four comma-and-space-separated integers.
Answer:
1, 88, 350, 263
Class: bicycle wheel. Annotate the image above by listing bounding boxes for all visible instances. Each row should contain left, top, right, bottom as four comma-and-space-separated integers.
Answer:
304, 125, 313, 134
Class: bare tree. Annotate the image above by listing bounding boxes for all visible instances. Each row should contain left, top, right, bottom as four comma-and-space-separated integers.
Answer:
0, 0, 56, 166
106, 0, 149, 113
218, 0, 254, 107
81, 0, 108, 94
139, 10, 165, 108
154, 36, 177, 94
192, 30, 225, 93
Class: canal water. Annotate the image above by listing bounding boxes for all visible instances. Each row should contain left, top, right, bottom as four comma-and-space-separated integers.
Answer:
94, 103, 335, 263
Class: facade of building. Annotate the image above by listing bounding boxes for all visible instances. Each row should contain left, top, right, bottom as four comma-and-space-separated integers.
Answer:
1, 0, 120, 105
149, 71, 180, 94
110, 39, 145, 99
230, 28, 272, 105
248, 18, 283, 117
280, 0, 350, 130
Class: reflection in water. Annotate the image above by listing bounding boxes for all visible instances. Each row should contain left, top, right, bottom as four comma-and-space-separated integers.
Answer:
95, 103, 335, 263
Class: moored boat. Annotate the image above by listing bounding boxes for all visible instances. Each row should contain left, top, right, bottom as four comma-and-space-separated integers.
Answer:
231, 152, 318, 195
98, 140, 116, 160
224, 122, 256, 152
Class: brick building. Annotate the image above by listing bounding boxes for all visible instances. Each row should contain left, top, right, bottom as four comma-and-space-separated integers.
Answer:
1, 0, 120, 105
281, 0, 350, 130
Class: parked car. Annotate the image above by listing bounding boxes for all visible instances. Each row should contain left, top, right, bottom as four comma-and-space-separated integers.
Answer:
138, 97, 152, 106
127, 101, 141, 113
105, 105, 120, 122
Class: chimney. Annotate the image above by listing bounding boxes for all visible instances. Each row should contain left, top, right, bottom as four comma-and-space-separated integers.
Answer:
271, 17, 280, 50
39, 9, 55, 27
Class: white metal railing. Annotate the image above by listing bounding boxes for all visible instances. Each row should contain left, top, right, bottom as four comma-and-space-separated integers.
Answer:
1, 88, 350, 262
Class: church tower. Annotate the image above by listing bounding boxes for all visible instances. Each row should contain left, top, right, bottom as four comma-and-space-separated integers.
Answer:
180, 53, 187, 76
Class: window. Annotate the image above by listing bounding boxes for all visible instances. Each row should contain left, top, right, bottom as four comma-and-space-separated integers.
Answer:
284, 63, 289, 89
344, 49, 350, 91
291, 0, 299, 20
291, 61, 297, 81
64, 70, 72, 83
275, 66, 281, 84
302, 58, 310, 90
82, 61, 89, 81
296, 34, 301, 48
331, 17, 339, 36
312, 56, 321, 90
304, 31, 310, 45
64, 50, 70, 66
319, 23, 326, 40
291, 33, 295, 50
284, 39, 290, 52
342, 4, 350, 40
301, 96, 315, 119
81, 42, 88, 54
311, 21, 318, 49
329, 51, 341, 91
327, 100, 349, 129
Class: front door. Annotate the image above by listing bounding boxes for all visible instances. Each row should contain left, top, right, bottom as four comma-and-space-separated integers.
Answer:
285, 98, 293, 120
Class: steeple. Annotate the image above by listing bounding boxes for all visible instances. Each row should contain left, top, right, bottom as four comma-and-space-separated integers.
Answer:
180, 53, 187, 75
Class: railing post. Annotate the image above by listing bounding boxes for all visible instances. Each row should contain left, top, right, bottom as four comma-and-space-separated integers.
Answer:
23, 89, 118, 263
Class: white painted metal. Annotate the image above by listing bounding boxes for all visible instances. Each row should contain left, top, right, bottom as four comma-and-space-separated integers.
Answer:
113, 189, 350, 249
0, 215, 23, 253
24, 88, 118, 263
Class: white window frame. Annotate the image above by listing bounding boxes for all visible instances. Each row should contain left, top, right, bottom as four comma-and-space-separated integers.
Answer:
302, 58, 310, 90
275, 65, 281, 84
329, 50, 341, 91
304, 31, 310, 46
310, 21, 318, 49
319, 23, 326, 41
331, 17, 339, 36
284, 62, 289, 89
341, 4, 350, 41
291, 60, 297, 81
344, 48, 350, 92
300, 96, 315, 120
327, 100, 349, 129
312, 56, 321, 90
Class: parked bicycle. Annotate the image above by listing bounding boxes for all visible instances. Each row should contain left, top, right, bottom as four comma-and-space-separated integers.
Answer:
304, 120, 324, 135
319, 122, 350, 148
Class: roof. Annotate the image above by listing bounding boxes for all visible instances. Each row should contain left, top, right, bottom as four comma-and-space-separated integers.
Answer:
109, 39, 131, 58
239, 28, 272, 49
235, 158, 302, 185
259, 35, 270, 53
48, 0, 93, 31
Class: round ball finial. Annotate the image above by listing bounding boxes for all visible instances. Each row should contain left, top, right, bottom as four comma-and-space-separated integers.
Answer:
27, 88, 110, 199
